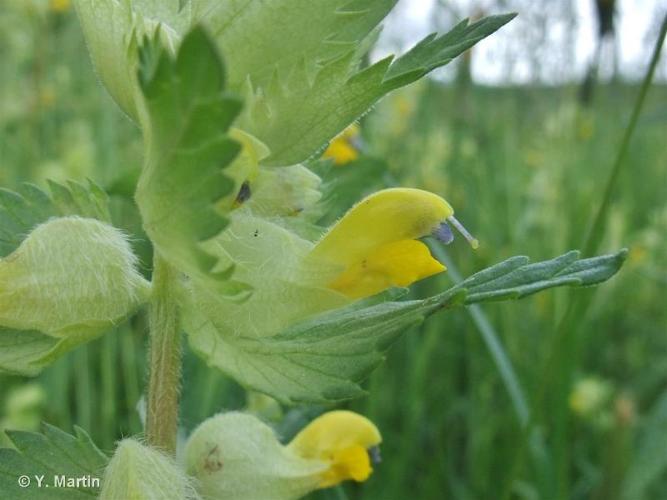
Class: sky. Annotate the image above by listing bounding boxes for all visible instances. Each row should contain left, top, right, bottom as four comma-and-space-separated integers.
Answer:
374, 0, 667, 84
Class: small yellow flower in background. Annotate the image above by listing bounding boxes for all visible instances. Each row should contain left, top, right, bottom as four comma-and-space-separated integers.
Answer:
628, 244, 648, 266
394, 94, 414, 119
185, 411, 382, 500
309, 187, 478, 298
322, 123, 362, 166
569, 377, 612, 418
288, 410, 382, 487
576, 112, 595, 141
49, 0, 71, 13
39, 86, 56, 108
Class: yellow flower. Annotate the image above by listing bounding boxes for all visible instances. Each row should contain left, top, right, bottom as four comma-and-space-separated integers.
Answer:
628, 244, 647, 265
569, 377, 612, 417
308, 188, 478, 298
50, 0, 71, 13
322, 123, 362, 166
185, 411, 382, 499
288, 410, 382, 487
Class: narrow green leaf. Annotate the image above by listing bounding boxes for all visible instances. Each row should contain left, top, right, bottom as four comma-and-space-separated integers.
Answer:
457, 249, 628, 304
384, 14, 516, 81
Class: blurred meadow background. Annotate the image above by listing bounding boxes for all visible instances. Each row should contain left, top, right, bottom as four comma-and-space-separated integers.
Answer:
1, 0, 666, 499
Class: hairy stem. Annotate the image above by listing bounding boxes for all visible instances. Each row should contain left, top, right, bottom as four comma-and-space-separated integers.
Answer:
145, 253, 181, 455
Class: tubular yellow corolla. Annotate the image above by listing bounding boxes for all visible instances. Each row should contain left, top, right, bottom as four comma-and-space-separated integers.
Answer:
309, 188, 454, 298
288, 411, 382, 488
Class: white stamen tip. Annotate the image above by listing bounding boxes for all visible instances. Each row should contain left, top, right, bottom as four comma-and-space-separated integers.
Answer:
447, 216, 479, 250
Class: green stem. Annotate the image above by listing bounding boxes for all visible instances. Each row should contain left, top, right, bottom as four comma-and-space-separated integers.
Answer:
145, 253, 181, 455
582, 14, 667, 257
433, 245, 530, 427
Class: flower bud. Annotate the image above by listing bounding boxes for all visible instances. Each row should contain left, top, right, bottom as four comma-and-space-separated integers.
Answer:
100, 439, 199, 500
0, 216, 150, 339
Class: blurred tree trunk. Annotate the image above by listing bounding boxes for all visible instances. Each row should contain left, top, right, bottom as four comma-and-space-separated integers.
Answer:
579, 0, 617, 105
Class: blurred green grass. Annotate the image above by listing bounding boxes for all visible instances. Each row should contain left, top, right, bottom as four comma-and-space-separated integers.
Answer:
1, 3, 666, 500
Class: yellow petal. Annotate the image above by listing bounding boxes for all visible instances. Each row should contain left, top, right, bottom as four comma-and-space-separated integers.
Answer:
323, 123, 361, 165
329, 239, 445, 298
323, 139, 359, 165
312, 188, 453, 265
319, 445, 372, 487
289, 411, 382, 455
308, 188, 452, 298
288, 411, 382, 488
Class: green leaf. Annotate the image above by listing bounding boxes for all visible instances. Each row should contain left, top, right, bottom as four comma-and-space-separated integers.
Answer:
0, 424, 107, 499
241, 14, 516, 166
135, 26, 250, 299
384, 15, 516, 82
76, 2, 513, 167
74, 0, 183, 120
76, 0, 397, 119
76, 3, 513, 167
189, 249, 626, 404
0, 179, 110, 257
453, 249, 628, 304
196, 0, 398, 91
0, 328, 60, 377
